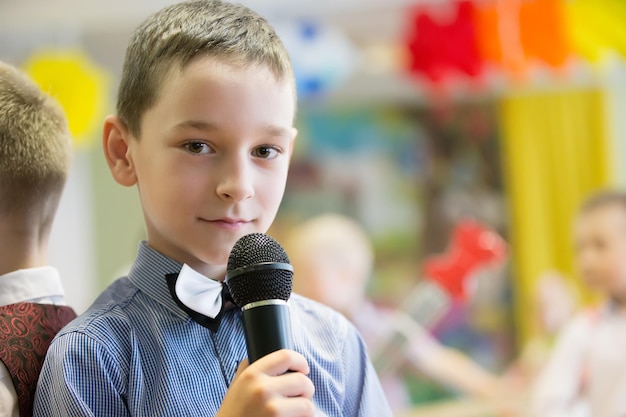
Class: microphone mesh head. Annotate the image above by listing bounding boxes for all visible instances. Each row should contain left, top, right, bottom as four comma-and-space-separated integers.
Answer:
226, 233, 293, 307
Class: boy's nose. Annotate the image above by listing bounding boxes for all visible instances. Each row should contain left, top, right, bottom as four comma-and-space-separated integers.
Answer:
216, 160, 255, 203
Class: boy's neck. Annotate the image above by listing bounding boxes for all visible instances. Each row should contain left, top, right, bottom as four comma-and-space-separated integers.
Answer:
0, 221, 48, 276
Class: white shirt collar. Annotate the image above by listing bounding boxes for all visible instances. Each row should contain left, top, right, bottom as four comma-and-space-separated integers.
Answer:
0, 266, 65, 306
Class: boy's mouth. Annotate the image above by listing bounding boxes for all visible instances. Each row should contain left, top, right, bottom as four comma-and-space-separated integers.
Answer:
207, 218, 250, 230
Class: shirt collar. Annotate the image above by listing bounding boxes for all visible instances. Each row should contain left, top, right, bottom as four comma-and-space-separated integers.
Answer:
127, 241, 189, 320
0, 266, 65, 306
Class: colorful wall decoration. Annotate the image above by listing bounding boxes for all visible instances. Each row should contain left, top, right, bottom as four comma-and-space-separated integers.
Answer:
402, 0, 626, 85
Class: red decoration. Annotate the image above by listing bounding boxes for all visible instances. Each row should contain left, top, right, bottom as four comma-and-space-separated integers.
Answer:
404, 1, 483, 83
423, 220, 508, 301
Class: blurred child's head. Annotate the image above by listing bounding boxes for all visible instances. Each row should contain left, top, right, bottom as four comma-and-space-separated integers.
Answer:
0, 60, 71, 235
574, 190, 626, 305
285, 214, 374, 317
103, 0, 297, 277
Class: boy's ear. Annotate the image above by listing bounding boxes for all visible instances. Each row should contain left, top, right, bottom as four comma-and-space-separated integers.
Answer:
103, 115, 137, 187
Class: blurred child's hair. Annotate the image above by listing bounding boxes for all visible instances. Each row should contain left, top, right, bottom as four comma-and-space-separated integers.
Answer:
117, 0, 295, 137
579, 189, 626, 215
287, 213, 375, 282
0, 60, 71, 222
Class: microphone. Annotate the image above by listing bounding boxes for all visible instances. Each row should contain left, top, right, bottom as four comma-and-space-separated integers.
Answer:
226, 233, 294, 363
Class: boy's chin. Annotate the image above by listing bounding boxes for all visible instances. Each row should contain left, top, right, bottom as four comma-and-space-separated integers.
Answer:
200, 251, 230, 266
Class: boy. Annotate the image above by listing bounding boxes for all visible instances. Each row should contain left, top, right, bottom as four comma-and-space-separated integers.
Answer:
285, 213, 514, 413
530, 190, 626, 417
34, 1, 392, 416
0, 60, 76, 416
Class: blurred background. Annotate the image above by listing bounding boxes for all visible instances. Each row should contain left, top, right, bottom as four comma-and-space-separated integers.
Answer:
1, 0, 625, 413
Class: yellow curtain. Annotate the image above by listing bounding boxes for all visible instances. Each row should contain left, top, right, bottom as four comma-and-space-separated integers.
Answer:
499, 88, 612, 344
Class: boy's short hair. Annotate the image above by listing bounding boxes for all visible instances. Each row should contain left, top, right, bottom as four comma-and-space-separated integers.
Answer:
0, 60, 71, 220
117, 0, 295, 138
579, 189, 626, 215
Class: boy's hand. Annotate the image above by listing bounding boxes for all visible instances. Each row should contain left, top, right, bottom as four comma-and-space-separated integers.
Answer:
218, 349, 316, 417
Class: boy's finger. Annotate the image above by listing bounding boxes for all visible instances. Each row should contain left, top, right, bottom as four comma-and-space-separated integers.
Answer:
271, 397, 316, 417
271, 371, 315, 399
252, 349, 310, 376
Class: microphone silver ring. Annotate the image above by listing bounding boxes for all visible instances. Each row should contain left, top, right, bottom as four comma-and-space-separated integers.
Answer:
242, 299, 288, 311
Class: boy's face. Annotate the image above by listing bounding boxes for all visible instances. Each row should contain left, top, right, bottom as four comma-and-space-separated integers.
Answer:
120, 57, 296, 277
574, 204, 626, 301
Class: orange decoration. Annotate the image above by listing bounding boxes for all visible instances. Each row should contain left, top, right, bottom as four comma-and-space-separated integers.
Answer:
473, 0, 571, 79
473, 3, 501, 65
519, 0, 571, 68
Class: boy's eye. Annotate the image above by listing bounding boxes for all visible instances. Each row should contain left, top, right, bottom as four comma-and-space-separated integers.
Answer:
253, 146, 280, 159
184, 142, 211, 154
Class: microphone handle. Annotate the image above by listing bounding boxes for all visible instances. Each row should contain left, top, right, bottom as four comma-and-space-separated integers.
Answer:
401, 280, 451, 328
371, 280, 451, 375
242, 300, 293, 363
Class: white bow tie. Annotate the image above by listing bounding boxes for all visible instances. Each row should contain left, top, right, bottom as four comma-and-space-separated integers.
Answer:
166, 264, 233, 332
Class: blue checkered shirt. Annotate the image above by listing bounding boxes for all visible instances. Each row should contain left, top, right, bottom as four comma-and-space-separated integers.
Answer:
33, 242, 392, 416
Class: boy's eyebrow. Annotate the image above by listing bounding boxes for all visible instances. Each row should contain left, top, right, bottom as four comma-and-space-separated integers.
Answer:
173, 120, 219, 132
262, 125, 292, 138
173, 120, 292, 138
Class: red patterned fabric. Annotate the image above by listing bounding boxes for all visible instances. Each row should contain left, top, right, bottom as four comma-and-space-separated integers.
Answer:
0, 303, 77, 417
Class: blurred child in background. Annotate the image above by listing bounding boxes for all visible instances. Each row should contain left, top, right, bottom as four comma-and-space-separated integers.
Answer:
530, 190, 626, 417
285, 213, 513, 413
0, 60, 76, 417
